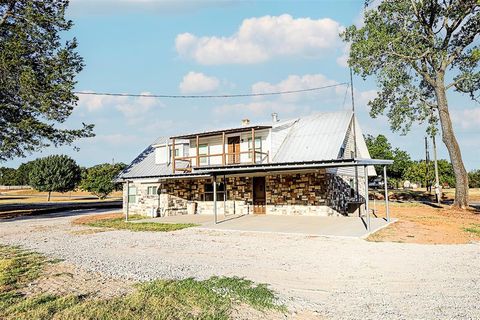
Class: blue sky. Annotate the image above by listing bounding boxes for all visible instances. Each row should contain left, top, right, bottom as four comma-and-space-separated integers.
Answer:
5, 0, 480, 170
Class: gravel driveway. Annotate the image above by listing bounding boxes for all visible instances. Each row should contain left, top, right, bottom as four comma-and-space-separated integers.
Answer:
1, 209, 479, 320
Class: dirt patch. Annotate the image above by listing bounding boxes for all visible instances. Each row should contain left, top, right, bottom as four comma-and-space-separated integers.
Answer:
20, 261, 134, 299
368, 203, 480, 244
72, 213, 123, 225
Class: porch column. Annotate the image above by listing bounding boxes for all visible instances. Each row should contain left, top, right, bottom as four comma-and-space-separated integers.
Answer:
222, 132, 226, 165
125, 180, 129, 222
172, 138, 176, 173
196, 135, 200, 167
384, 165, 390, 222
223, 175, 227, 216
364, 165, 370, 231
213, 175, 218, 224
251, 128, 256, 164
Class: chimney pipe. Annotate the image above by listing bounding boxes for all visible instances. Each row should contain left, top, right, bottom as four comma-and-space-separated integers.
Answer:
271, 113, 279, 123
241, 118, 250, 126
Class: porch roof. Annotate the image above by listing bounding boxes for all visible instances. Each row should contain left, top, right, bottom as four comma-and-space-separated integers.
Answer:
193, 158, 393, 176
171, 125, 272, 139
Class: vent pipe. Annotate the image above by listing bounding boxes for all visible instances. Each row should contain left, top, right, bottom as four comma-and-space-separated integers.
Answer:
271, 113, 279, 123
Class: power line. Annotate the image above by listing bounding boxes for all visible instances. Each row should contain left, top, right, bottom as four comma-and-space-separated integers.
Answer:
74, 83, 348, 99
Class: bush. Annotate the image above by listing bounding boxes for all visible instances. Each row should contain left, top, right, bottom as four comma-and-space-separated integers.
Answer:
79, 163, 126, 199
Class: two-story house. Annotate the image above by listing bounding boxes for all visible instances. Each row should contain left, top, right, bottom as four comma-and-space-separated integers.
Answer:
118, 110, 389, 218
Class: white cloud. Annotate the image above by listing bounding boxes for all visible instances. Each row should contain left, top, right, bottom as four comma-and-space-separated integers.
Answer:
179, 72, 220, 94
175, 14, 343, 65
452, 107, 480, 129
336, 44, 350, 67
214, 101, 298, 117
356, 89, 378, 110
97, 133, 138, 145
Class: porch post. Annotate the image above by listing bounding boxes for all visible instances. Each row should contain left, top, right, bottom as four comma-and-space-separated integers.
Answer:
223, 174, 227, 216
364, 165, 370, 231
222, 132, 226, 165
251, 128, 256, 164
125, 180, 129, 222
384, 165, 390, 222
213, 175, 218, 224
196, 135, 200, 167
172, 138, 176, 173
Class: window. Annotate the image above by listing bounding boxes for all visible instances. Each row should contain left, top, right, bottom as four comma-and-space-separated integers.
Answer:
247, 137, 262, 161
174, 148, 180, 157
128, 186, 137, 203
350, 150, 355, 159
199, 144, 208, 165
147, 186, 158, 195
349, 179, 355, 198
203, 182, 225, 201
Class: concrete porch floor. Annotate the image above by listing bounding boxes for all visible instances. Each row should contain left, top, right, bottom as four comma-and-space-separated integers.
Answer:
139, 214, 393, 238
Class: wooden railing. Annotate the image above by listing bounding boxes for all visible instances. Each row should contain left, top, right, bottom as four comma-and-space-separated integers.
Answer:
173, 150, 269, 173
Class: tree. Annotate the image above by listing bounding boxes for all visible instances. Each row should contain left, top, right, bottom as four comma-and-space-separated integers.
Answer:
468, 170, 480, 188
404, 159, 455, 188
0, 1, 94, 162
0, 167, 18, 185
29, 155, 81, 201
343, 1, 479, 209
80, 163, 127, 199
15, 161, 35, 185
365, 134, 412, 185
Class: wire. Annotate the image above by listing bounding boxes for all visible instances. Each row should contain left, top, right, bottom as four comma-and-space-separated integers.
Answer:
74, 83, 348, 99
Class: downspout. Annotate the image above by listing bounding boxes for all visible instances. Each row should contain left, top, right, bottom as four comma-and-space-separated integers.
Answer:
125, 180, 129, 222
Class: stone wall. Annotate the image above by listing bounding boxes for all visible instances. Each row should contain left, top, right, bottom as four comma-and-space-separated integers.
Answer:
124, 171, 361, 217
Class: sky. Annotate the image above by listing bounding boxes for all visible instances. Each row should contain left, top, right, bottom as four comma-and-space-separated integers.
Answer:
5, 0, 480, 170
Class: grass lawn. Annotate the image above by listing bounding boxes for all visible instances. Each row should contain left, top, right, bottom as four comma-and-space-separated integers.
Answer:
0, 245, 285, 320
73, 213, 198, 232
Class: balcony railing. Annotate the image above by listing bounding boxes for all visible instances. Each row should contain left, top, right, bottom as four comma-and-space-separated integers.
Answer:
173, 150, 269, 173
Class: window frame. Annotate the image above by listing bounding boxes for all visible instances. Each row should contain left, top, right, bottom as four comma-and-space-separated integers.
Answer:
247, 137, 262, 161
147, 186, 158, 196
203, 182, 225, 201
128, 186, 137, 203
198, 143, 209, 165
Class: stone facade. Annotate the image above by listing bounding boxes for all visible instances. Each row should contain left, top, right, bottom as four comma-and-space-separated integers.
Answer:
123, 171, 365, 217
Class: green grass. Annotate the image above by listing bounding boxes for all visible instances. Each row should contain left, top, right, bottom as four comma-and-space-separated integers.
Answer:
0, 245, 285, 319
84, 215, 198, 232
463, 224, 480, 236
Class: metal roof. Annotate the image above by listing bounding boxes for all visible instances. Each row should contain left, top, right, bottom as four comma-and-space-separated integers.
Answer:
272, 111, 353, 162
118, 138, 189, 180
171, 125, 272, 139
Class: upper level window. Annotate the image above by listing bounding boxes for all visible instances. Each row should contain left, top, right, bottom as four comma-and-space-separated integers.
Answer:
199, 144, 208, 165
248, 137, 262, 161
175, 148, 180, 157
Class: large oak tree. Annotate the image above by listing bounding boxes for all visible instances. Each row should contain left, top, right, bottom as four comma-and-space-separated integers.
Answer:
0, 0, 93, 162
343, 0, 479, 209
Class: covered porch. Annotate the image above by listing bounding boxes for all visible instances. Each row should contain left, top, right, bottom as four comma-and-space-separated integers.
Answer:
138, 214, 393, 238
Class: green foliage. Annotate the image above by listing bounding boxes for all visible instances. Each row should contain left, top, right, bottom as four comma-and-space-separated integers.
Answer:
15, 161, 35, 186
468, 170, 480, 188
404, 160, 455, 187
79, 163, 126, 199
81, 215, 197, 232
29, 155, 81, 197
464, 224, 480, 236
0, 1, 94, 161
0, 245, 284, 320
365, 134, 412, 181
0, 167, 19, 185
342, 0, 480, 134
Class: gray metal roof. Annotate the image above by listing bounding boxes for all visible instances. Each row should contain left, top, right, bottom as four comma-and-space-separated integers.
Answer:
272, 111, 353, 162
118, 137, 188, 180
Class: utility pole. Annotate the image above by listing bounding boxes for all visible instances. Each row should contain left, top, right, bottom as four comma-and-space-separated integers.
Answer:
432, 134, 441, 204
424, 137, 430, 192
350, 68, 359, 201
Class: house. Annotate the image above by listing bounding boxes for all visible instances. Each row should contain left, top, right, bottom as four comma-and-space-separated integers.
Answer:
118, 111, 389, 218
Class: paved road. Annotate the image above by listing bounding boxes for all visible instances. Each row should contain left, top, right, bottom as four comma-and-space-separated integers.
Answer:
0, 209, 479, 320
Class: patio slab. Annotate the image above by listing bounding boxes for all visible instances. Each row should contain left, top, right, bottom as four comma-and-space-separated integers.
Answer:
141, 214, 393, 238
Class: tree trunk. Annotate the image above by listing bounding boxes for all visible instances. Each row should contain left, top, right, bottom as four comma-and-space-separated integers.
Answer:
47, 191, 51, 202
434, 82, 469, 209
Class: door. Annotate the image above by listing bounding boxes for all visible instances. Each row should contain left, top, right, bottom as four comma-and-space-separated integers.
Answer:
227, 136, 240, 164
253, 176, 266, 214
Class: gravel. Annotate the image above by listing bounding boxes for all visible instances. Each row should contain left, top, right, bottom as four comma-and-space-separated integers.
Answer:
1, 209, 479, 320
